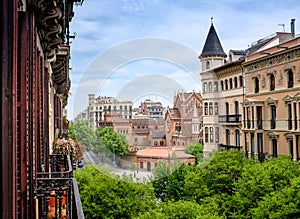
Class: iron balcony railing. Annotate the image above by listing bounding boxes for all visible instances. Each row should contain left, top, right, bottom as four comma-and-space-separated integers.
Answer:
218, 143, 242, 150
218, 114, 242, 124
34, 154, 84, 219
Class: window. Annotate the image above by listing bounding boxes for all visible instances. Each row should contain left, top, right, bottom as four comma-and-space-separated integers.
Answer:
269, 74, 275, 91
287, 69, 294, 88
214, 81, 218, 91
204, 82, 208, 92
256, 106, 263, 129
239, 76, 243, 87
225, 79, 228, 90
235, 101, 239, 115
229, 78, 233, 89
214, 102, 219, 115
209, 102, 213, 115
206, 61, 210, 69
210, 127, 214, 142
215, 127, 219, 143
221, 81, 224, 91
257, 133, 264, 162
225, 102, 229, 116
235, 130, 240, 146
272, 139, 278, 158
270, 105, 276, 129
140, 162, 144, 169
205, 127, 208, 143
288, 103, 292, 130
234, 77, 238, 88
204, 102, 208, 115
226, 129, 230, 145
208, 82, 212, 92
254, 77, 259, 93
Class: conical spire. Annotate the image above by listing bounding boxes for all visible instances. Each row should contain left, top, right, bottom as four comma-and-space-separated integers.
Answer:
200, 20, 226, 58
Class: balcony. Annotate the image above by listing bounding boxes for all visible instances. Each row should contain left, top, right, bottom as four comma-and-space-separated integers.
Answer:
218, 114, 242, 124
34, 154, 84, 219
218, 144, 242, 150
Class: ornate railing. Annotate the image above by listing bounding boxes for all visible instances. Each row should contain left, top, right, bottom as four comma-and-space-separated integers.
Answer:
34, 154, 84, 219
218, 114, 242, 124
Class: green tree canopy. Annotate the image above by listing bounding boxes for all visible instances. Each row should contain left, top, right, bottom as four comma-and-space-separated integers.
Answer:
75, 164, 156, 219
185, 142, 204, 163
95, 127, 130, 158
69, 120, 95, 151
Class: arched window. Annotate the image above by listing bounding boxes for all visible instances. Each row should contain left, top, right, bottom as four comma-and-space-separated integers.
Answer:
226, 129, 230, 145
206, 61, 210, 69
221, 81, 224, 90
269, 74, 275, 91
287, 69, 294, 88
225, 79, 228, 90
235, 130, 240, 146
229, 78, 233, 89
254, 77, 259, 93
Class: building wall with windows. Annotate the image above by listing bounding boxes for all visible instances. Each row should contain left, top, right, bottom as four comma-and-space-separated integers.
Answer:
243, 32, 300, 161
87, 94, 133, 130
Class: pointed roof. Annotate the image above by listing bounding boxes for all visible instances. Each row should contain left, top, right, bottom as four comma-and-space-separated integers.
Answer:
200, 23, 227, 58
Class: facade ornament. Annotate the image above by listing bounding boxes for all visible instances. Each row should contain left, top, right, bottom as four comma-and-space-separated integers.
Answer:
297, 66, 300, 81
278, 70, 283, 85
262, 75, 266, 88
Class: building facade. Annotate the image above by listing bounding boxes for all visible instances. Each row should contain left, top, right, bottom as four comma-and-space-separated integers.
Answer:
87, 94, 133, 130
242, 24, 300, 161
165, 91, 203, 147
139, 99, 165, 119
199, 22, 227, 157
200, 19, 300, 161
1, 0, 84, 218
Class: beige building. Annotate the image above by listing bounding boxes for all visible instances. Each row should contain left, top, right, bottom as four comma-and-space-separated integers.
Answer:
200, 19, 300, 161
199, 22, 227, 157
87, 94, 133, 130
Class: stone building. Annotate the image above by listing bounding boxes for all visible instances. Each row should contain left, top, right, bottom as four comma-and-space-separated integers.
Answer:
165, 91, 203, 147
87, 94, 133, 130
139, 99, 165, 119
200, 19, 300, 161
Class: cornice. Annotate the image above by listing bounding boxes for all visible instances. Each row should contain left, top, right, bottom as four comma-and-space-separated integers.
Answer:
243, 46, 300, 73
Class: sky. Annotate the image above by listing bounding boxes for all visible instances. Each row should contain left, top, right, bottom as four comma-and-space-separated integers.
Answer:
68, 0, 300, 120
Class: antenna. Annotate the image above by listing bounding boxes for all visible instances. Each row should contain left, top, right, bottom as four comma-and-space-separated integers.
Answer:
278, 24, 285, 32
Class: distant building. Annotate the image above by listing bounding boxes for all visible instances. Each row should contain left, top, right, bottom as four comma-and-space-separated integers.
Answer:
135, 147, 195, 171
87, 94, 133, 130
139, 99, 165, 118
165, 91, 203, 147
73, 109, 88, 122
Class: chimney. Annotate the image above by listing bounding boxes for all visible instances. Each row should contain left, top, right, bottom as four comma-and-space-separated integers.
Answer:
291, 18, 295, 37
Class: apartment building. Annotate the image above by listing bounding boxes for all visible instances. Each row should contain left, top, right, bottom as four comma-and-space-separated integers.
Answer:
200, 19, 300, 161
139, 99, 165, 119
242, 20, 300, 161
87, 94, 133, 129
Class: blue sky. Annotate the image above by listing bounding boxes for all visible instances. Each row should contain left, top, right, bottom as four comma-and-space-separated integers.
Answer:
68, 0, 300, 119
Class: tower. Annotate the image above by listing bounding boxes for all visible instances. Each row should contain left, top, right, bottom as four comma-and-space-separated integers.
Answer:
199, 19, 227, 157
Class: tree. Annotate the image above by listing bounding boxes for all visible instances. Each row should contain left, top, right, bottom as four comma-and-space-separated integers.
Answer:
95, 127, 130, 158
75, 164, 156, 219
185, 142, 204, 163
136, 200, 224, 219
69, 120, 96, 151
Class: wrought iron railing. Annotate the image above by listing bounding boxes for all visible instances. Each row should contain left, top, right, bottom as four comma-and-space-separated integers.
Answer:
218, 114, 242, 124
34, 154, 84, 219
